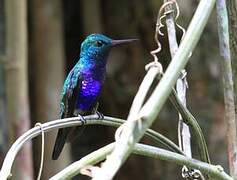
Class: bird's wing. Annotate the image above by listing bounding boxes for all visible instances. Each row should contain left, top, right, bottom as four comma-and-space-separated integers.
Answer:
52, 74, 82, 160
61, 77, 82, 118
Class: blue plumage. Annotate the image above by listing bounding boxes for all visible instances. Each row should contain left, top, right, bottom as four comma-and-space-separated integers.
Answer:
52, 34, 138, 160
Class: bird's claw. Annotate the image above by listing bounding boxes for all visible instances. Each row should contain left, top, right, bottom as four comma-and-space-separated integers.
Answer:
95, 111, 104, 120
77, 114, 86, 125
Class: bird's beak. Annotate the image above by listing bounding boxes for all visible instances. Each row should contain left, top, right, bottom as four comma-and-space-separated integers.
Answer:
111, 39, 139, 46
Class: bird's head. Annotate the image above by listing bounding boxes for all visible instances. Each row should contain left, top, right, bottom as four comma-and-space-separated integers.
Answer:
80, 34, 138, 60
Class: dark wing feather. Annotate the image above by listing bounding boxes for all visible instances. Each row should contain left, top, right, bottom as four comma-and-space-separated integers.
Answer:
52, 76, 82, 160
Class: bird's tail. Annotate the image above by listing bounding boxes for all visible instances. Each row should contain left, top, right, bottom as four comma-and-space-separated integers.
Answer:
52, 127, 70, 160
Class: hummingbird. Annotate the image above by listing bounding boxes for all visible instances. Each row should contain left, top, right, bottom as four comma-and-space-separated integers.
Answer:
52, 34, 138, 160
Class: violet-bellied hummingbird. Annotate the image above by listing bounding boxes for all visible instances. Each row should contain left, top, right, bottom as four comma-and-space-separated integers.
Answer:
52, 34, 138, 160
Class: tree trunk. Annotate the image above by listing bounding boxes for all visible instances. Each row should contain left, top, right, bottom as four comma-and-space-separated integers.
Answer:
226, 0, 237, 178
30, 0, 69, 179
0, 0, 8, 166
227, 0, 237, 107
4, 0, 33, 179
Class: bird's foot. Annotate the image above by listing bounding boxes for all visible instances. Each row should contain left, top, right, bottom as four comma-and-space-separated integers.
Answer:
77, 114, 86, 126
95, 111, 104, 120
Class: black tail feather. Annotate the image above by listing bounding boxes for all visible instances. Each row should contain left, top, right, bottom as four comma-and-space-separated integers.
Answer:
52, 128, 71, 160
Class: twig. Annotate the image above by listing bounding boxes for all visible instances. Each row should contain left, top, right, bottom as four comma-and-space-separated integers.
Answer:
164, 0, 192, 157
35, 123, 45, 180
169, 89, 210, 163
216, 0, 237, 178
92, 1, 216, 179
163, 1, 195, 178
0, 115, 181, 179
51, 143, 232, 180
153, 2, 211, 165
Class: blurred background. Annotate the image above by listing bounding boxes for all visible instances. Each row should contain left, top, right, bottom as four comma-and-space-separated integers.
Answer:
0, 0, 227, 179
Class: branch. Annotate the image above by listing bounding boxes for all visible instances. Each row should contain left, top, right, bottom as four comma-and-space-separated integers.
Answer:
163, 1, 196, 177
169, 89, 210, 163
51, 143, 232, 180
164, 0, 192, 159
92, 0, 216, 179
0, 115, 181, 179
216, 0, 237, 178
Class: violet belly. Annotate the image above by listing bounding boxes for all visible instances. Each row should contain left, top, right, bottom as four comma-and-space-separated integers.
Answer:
76, 77, 102, 110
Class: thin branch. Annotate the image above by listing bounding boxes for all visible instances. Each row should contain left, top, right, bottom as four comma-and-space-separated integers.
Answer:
216, 0, 237, 178
35, 123, 45, 180
163, 3, 194, 178
92, 1, 216, 179
165, 0, 192, 158
51, 143, 232, 180
0, 115, 181, 179
169, 89, 210, 163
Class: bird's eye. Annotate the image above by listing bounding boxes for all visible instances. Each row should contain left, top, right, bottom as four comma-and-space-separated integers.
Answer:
94, 40, 103, 47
